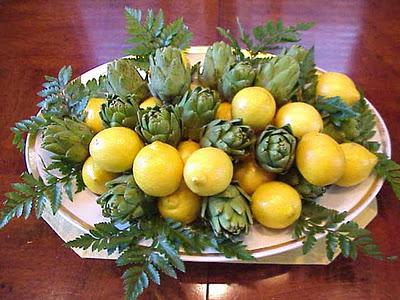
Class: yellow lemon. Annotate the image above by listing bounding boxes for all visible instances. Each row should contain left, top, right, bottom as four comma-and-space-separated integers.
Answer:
89, 127, 144, 173
275, 102, 323, 138
184, 147, 233, 196
178, 140, 200, 164
158, 182, 201, 224
139, 97, 162, 109
84, 98, 106, 133
336, 143, 378, 187
317, 72, 360, 106
251, 181, 302, 229
232, 87, 276, 131
82, 156, 118, 195
133, 141, 183, 197
234, 158, 276, 195
296, 132, 345, 186
215, 102, 232, 121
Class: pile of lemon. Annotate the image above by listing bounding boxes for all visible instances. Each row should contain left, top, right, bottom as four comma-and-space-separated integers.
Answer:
81, 71, 378, 230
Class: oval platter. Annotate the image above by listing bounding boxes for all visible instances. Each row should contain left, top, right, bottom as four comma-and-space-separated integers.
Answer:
25, 46, 391, 263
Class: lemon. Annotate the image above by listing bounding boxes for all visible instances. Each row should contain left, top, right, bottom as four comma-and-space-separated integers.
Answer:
89, 127, 144, 173
84, 98, 106, 133
317, 72, 360, 106
178, 140, 200, 163
251, 181, 301, 229
133, 141, 183, 197
158, 182, 201, 224
232, 87, 276, 131
184, 147, 233, 196
215, 102, 232, 121
336, 143, 378, 187
234, 158, 275, 195
296, 132, 345, 186
275, 102, 323, 138
82, 156, 118, 195
139, 97, 162, 109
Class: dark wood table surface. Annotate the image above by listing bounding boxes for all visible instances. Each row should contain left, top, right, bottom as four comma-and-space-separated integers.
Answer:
1, 0, 400, 299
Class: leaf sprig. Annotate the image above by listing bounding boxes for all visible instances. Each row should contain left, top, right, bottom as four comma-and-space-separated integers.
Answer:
125, 7, 192, 70
294, 202, 386, 260
375, 153, 400, 199
67, 217, 254, 300
217, 18, 314, 60
0, 167, 82, 228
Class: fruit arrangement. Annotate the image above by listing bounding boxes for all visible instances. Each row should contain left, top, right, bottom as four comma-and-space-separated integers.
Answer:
2, 7, 400, 300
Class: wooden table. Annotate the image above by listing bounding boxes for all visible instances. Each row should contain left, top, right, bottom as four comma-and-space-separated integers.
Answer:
1, 0, 400, 299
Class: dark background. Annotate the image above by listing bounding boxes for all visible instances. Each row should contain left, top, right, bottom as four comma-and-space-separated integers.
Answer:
1, 0, 400, 299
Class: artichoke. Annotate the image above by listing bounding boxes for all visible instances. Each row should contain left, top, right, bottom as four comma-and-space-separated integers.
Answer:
106, 58, 150, 100
178, 87, 220, 141
42, 116, 93, 163
256, 125, 296, 173
100, 94, 140, 129
255, 55, 300, 106
149, 46, 191, 104
97, 174, 155, 223
200, 119, 256, 158
136, 105, 182, 146
219, 61, 256, 101
201, 185, 253, 238
279, 168, 327, 201
200, 41, 235, 89
283, 45, 308, 62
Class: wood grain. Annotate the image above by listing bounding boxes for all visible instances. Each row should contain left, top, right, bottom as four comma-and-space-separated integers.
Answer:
1, 0, 400, 299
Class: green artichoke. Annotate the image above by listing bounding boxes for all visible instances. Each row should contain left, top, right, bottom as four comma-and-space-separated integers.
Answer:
178, 87, 220, 141
200, 119, 256, 158
219, 61, 256, 101
42, 116, 93, 163
100, 94, 140, 129
255, 55, 300, 106
200, 41, 235, 90
256, 125, 296, 173
97, 174, 155, 223
201, 185, 253, 238
279, 168, 327, 201
149, 46, 191, 104
136, 105, 182, 146
283, 45, 308, 62
106, 58, 150, 100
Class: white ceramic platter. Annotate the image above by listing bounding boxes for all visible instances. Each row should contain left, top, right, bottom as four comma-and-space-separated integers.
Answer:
25, 47, 391, 263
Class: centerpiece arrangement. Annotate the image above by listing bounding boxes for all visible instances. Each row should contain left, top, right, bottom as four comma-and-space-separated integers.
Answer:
1, 7, 400, 300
